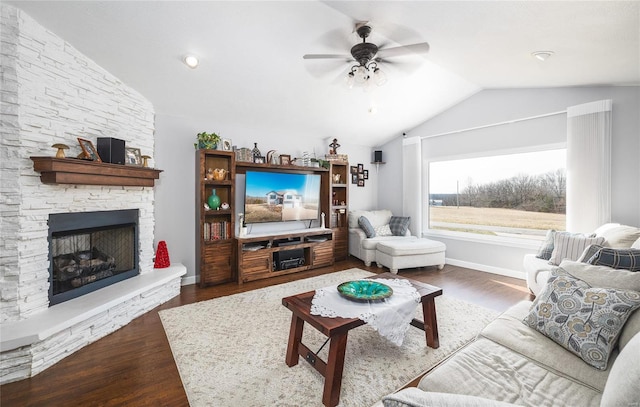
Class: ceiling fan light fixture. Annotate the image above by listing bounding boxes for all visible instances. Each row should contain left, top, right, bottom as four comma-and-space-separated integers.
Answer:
532, 51, 554, 61
183, 55, 199, 69
373, 66, 387, 86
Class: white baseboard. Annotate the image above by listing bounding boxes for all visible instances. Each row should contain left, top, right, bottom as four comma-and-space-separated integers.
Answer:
181, 275, 197, 286
445, 258, 525, 280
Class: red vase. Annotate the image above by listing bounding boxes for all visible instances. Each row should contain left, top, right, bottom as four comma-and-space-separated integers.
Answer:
154, 240, 171, 268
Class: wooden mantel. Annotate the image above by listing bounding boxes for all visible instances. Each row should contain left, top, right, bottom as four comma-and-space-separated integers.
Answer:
30, 157, 163, 187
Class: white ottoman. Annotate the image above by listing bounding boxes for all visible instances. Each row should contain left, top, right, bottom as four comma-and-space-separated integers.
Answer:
375, 239, 446, 274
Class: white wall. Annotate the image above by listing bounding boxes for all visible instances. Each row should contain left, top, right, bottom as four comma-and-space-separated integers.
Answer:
153, 114, 375, 284
378, 86, 640, 277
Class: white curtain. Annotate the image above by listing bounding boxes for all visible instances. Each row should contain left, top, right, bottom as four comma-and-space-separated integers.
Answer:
566, 99, 612, 233
402, 136, 422, 236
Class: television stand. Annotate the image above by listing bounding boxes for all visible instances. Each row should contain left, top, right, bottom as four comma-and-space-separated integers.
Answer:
235, 228, 334, 284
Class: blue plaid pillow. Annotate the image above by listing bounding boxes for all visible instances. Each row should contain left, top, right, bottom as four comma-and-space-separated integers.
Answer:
389, 216, 410, 236
358, 216, 376, 238
536, 230, 556, 260
588, 248, 640, 272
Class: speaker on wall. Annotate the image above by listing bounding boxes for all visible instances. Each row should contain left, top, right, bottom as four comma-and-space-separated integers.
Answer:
374, 150, 383, 163
97, 137, 125, 165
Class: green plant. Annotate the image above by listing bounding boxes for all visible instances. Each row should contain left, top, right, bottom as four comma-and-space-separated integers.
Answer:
195, 132, 221, 149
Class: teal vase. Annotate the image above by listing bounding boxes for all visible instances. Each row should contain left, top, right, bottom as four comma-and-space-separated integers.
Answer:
207, 189, 221, 210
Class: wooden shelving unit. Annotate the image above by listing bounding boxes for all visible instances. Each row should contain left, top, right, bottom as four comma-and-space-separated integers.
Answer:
195, 150, 236, 287
235, 229, 334, 283
329, 161, 349, 260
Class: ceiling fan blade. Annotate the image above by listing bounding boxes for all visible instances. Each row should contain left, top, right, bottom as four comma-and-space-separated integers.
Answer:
303, 53, 351, 60
376, 42, 430, 58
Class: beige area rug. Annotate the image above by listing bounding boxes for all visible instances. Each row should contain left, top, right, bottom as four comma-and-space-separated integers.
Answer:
159, 268, 499, 407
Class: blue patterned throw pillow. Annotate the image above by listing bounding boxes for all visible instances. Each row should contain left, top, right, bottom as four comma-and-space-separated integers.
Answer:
389, 216, 410, 236
523, 267, 640, 370
588, 248, 640, 272
358, 216, 376, 238
536, 229, 556, 260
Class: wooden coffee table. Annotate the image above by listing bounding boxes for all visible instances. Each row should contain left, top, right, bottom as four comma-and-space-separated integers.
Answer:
281, 272, 443, 407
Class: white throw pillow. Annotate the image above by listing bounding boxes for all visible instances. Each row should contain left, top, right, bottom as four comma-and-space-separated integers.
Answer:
596, 224, 640, 248
548, 232, 605, 265
374, 224, 393, 236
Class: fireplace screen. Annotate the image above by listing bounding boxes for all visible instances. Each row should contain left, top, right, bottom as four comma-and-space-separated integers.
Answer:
49, 209, 139, 305
52, 226, 134, 294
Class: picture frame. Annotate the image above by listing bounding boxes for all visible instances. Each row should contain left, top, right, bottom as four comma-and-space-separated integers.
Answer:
351, 174, 358, 184
363, 170, 369, 180
77, 137, 101, 162
350, 166, 358, 174
357, 163, 364, 173
222, 138, 232, 151
357, 179, 365, 187
125, 147, 142, 166
279, 154, 291, 165
358, 173, 364, 180
254, 155, 265, 164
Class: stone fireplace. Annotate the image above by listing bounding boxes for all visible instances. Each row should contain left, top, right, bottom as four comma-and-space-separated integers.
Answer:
0, 5, 185, 385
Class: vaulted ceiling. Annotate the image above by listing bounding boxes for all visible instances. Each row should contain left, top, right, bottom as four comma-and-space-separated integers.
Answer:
7, 1, 640, 147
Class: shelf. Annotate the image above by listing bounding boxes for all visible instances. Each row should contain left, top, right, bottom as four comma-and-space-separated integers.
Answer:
30, 157, 162, 187
235, 161, 328, 174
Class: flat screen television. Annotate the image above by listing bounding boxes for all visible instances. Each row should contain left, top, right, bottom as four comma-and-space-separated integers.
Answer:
244, 170, 321, 224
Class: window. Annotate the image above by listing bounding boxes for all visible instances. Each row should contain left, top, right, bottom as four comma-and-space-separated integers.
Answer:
428, 148, 566, 240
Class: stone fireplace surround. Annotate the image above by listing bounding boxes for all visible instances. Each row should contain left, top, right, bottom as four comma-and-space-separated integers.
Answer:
0, 5, 185, 384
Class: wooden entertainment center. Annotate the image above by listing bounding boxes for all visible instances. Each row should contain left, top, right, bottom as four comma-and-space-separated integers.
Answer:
196, 150, 348, 286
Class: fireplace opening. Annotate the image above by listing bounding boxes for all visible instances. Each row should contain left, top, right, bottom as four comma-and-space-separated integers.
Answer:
48, 209, 139, 306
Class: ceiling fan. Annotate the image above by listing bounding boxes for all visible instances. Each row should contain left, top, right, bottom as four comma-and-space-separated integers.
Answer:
303, 22, 430, 87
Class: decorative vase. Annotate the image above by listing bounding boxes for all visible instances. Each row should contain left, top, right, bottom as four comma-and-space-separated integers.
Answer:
207, 189, 221, 210
251, 142, 261, 158
198, 141, 218, 150
154, 241, 170, 268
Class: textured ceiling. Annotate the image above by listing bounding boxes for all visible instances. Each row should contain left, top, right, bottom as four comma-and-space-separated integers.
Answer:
7, 1, 640, 147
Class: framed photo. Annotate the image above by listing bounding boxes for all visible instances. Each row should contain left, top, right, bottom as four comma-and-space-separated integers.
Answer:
363, 170, 369, 180
125, 147, 142, 166
351, 174, 358, 184
357, 163, 364, 173
358, 173, 364, 180
77, 138, 101, 162
357, 179, 365, 187
222, 138, 232, 151
254, 155, 265, 164
279, 154, 291, 165
350, 166, 358, 174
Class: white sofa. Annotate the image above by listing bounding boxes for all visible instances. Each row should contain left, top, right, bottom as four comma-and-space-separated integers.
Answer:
525, 223, 640, 296
382, 259, 640, 407
348, 209, 416, 267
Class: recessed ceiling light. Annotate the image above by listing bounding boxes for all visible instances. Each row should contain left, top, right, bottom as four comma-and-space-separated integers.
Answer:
532, 51, 554, 61
183, 55, 199, 69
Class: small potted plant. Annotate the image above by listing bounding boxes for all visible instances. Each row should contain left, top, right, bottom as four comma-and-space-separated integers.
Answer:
195, 132, 221, 149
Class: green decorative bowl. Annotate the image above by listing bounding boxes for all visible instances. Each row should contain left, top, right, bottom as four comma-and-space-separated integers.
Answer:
337, 280, 393, 302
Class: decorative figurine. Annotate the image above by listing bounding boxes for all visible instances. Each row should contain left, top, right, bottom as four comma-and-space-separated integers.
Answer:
52, 143, 69, 158
141, 155, 151, 168
329, 138, 340, 154
321, 212, 326, 229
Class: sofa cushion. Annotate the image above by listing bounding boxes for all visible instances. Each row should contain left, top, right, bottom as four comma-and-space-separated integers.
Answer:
587, 247, 640, 271
559, 260, 640, 351
349, 209, 393, 229
377, 239, 446, 256
523, 267, 640, 370
418, 336, 602, 406
536, 229, 556, 260
374, 224, 393, 236
361, 235, 417, 250
383, 387, 519, 407
389, 216, 411, 236
600, 332, 640, 407
595, 223, 640, 248
577, 244, 604, 262
480, 301, 612, 391
358, 216, 376, 238
549, 232, 604, 265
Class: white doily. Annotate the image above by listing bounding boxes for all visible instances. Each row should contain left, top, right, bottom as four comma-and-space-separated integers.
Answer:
310, 278, 421, 346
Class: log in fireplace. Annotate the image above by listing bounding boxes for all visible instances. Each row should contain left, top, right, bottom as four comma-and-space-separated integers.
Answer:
48, 209, 139, 305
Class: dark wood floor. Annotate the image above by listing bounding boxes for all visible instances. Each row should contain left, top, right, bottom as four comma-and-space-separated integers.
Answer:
1, 258, 533, 407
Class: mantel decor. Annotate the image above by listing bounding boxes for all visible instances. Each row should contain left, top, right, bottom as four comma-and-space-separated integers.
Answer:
30, 157, 162, 187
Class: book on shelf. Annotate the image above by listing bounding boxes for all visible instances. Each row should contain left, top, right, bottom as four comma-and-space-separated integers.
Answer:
203, 220, 232, 241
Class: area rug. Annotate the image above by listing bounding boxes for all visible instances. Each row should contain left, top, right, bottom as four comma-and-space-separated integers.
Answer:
159, 268, 499, 407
